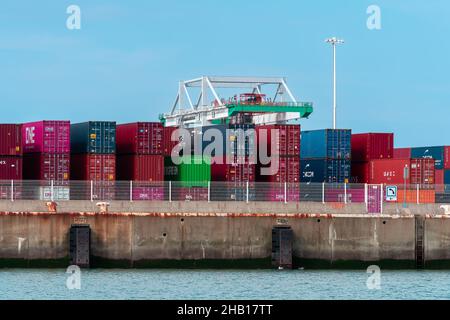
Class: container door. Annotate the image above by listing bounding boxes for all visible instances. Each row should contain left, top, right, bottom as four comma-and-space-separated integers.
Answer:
367, 184, 382, 214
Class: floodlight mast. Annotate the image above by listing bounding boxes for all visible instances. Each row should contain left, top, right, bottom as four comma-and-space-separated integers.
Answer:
325, 37, 344, 129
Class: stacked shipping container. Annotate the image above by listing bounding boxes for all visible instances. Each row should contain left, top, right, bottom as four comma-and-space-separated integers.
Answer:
116, 122, 164, 200
256, 124, 300, 201
351, 133, 394, 183
22, 121, 70, 200
0, 124, 22, 199
70, 121, 116, 200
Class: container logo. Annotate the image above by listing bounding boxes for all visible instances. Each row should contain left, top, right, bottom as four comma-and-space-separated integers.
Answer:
25, 127, 35, 144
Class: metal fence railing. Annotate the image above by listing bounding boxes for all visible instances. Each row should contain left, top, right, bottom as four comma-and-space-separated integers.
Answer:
0, 181, 449, 207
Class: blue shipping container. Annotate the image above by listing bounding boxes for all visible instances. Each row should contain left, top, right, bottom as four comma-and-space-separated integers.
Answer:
445, 169, 450, 193
71, 121, 116, 154
411, 146, 444, 170
300, 159, 351, 183
192, 124, 255, 157
301, 129, 351, 159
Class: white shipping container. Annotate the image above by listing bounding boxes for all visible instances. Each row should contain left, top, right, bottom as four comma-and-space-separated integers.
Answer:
39, 186, 70, 201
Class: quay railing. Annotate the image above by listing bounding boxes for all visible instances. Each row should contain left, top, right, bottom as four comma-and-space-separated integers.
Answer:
0, 181, 448, 208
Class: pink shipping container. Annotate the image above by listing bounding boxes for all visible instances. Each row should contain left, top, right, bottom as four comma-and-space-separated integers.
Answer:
116, 154, 164, 181
394, 148, 411, 159
0, 124, 22, 156
116, 122, 163, 155
132, 186, 164, 201
0, 156, 22, 180
23, 153, 69, 182
256, 124, 300, 156
351, 133, 394, 161
22, 120, 70, 154
325, 188, 365, 203
173, 187, 208, 201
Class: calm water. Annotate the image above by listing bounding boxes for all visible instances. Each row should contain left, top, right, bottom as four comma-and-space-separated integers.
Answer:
1, 269, 450, 300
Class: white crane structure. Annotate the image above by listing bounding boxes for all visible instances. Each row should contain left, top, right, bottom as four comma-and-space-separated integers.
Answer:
160, 76, 313, 128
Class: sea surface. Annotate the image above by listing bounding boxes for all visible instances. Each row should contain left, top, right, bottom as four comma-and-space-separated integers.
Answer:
1, 269, 450, 300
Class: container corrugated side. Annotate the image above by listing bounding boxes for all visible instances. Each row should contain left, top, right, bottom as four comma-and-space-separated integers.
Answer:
301, 129, 351, 159
22, 121, 70, 154
70, 121, 116, 154
256, 124, 300, 156
211, 156, 255, 183
351, 133, 393, 161
300, 158, 351, 183
393, 148, 411, 159
256, 156, 299, 183
116, 122, 163, 155
70, 154, 116, 181
0, 156, 22, 180
23, 153, 69, 182
116, 154, 164, 181
0, 124, 22, 156
411, 146, 444, 169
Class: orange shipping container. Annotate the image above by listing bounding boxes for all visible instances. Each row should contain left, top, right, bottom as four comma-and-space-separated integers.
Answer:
396, 189, 435, 203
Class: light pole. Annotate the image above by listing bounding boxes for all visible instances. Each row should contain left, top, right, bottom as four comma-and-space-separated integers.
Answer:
325, 37, 344, 129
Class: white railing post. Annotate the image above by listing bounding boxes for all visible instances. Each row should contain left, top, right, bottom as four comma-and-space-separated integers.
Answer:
380, 184, 383, 214
50, 180, 54, 202
322, 182, 325, 204
169, 181, 172, 202
284, 182, 287, 204
246, 181, 249, 203
208, 181, 210, 203
90, 180, 93, 202
344, 183, 348, 204
417, 184, 420, 204
364, 183, 368, 211
10, 180, 14, 202
130, 181, 133, 202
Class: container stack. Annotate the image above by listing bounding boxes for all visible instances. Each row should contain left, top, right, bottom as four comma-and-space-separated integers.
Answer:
70, 121, 116, 200
299, 129, 351, 201
22, 121, 71, 200
116, 122, 164, 201
0, 124, 22, 199
164, 155, 211, 201
255, 124, 300, 201
207, 124, 256, 201
351, 133, 394, 183
409, 146, 450, 203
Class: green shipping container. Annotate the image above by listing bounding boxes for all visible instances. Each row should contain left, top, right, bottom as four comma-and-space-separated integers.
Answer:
164, 156, 211, 187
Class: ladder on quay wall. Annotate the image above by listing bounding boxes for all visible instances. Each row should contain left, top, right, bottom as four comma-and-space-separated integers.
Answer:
415, 215, 425, 269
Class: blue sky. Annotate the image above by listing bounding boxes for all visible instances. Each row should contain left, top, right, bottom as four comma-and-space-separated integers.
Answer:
0, 0, 449, 147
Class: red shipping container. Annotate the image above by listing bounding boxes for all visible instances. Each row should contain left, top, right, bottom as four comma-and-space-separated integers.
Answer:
445, 146, 450, 169
173, 187, 208, 201
116, 154, 164, 181
394, 148, 411, 159
71, 154, 115, 181
132, 186, 164, 201
211, 156, 255, 182
256, 124, 300, 156
257, 156, 299, 183
369, 158, 435, 187
163, 126, 181, 156
23, 153, 69, 182
435, 169, 444, 193
351, 133, 393, 161
0, 156, 22, 180
351, 161, 370, 183
116, 122, 163, 155
22, 120, 70, 154
0, 124, 22, 156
